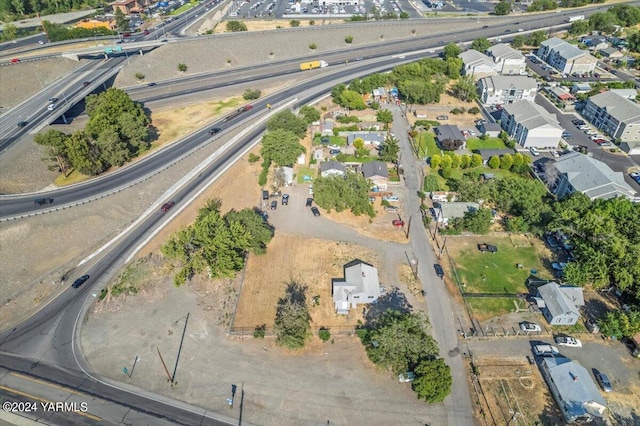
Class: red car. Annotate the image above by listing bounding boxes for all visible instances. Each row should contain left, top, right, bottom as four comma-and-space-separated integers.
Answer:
143, 30, 150, 35
392, 219, 404, 227
161, 201, 175, 212
10, 58, 20, 64
243, 105, 253, 111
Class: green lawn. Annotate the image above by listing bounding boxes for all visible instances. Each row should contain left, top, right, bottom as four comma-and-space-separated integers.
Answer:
416, 132, 441, 158
451, 236, 551, 294
312, 135, 347, 146
466, 297, 520, 321
297, 166, 316, 184
171, 1, 197, 15
466, 137, 507, 150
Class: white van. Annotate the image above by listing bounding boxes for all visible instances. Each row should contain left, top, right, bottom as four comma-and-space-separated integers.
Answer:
533, 344, 559, 356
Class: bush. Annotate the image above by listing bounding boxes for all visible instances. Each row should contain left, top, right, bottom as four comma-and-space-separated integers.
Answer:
440, 168, 453, 179
319, 328, 331, 342
226, 20, 248, 32
253, 324, 267, 339
450, 107, 466, 115
309, 42, 317, 50
243, 88, 261, 100
248, 153, 260, 163
468, 107, 480, 114
134, 72, 145, 80
336, 115, 361, 124
258, 166, 269, 186
345, 35, 353, 44
177, 63, 188, 72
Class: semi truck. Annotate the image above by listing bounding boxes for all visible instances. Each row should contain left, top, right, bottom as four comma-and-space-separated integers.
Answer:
299, 60, 329, 71
222, 104, 253, 122
566, 15, 585, 23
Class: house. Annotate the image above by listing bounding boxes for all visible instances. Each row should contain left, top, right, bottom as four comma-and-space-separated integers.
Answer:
609, 88, 638, 101
537, 37, 597, 75
550, 152, 636, 200
320, 119, 334, 136
313, 148, 324, 162
372, 87, 387, 102
414, 109, 429, 119
430, 191, 458, 203
486, 43, 527, 75
546, 86, 576, 105
539, 357, 607, 423
460, 49, 497, 78
616, 55, 636, 67
536, 282, 584, 326
499, 101, 563, 149
608, 36, 627, 47
479, 122, 502, 138
580, 35, 609, 51
319, 160, 346, 177
345, 132, 385, 146
435, 202, 480, 225
434, 125, 465, 149
362, 161, 389, 189
582, 91, 640, 143
111, 0, 151, 14
478, 75, 538, 106
599, 46, 624, 60
476, 149, 516, 165
571, 83, 591, 95
332, 260, 381, 314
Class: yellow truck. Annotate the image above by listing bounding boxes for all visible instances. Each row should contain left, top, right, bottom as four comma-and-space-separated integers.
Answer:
299, 60, 329, 71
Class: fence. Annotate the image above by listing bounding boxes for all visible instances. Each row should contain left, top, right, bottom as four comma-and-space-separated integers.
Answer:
229, 325, 358, 337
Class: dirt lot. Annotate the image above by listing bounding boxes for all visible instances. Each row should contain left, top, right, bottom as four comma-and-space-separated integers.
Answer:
406, 91, 481, 130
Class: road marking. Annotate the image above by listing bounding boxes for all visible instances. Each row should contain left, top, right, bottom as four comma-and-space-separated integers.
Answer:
0, 384, 101, 421
9, 373, 89, 398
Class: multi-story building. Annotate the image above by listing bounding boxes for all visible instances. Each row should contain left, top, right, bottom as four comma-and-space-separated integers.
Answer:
486, 43, 527, 75
478, 75, 538, 106
582, 91, 640, 142
500, 101, 563, 149
460, 49, 497, 78
537, 37, 597, 75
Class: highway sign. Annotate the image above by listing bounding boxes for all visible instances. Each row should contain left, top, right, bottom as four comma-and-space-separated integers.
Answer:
104, 48, 113, 53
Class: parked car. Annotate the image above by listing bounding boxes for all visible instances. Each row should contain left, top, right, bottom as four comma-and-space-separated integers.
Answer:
270, 200, 277, 210
329, 149, 341, 155
595, 372, 613, 392
482, 25, 489, 29
520, 322, 541, 332
34, 198, 53, 206
436, 115, 448, 120
72, 275, 90, 288
550, 150, 560, 158
555, 336, 582, 348
392, 219, 405, 227
282, 194, 289, 205
533, 344, 559, 356
552, 262, 567, 271
161, 201, 175, 212
529, 147, 540, 156
571, 119, 585, 126
477, 243, 497, 253
398, 372, 415, 383
306, 197, 313, 207
434, 263, 444, 279
311, 206, 320, 217
320, 136, 330, 144
262, 190, 269, 200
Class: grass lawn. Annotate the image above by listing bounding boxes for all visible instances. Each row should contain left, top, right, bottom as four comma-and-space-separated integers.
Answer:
312, 135, 347, 147
416, 132, 441, 158
466, 297, 520, 321
449, 235, 551, 294
335, 154, 376, 163
466, 137, 507, 150
171, 1, 197, 15
297, 166, 316, 184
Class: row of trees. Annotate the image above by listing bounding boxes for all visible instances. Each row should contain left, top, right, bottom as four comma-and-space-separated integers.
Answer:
429, 152, 531, 174
162, 199, 274, 286
35, 88, 150, 176
0, 0, 101, 21
569, 5, 640, 36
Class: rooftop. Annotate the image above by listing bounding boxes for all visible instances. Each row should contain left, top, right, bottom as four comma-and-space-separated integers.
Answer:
503, 101, 562, 131
480, 75, 537, 92
362, 161, 389, 179
460, 49, 495, 68
319, 160, 346, 173
486, 43, 525, 61
434, 124, 465, 142
537, 282, 581, 318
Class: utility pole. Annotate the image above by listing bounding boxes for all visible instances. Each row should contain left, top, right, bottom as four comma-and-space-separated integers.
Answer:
171, 313, 190, 385
156, 347, 172, 382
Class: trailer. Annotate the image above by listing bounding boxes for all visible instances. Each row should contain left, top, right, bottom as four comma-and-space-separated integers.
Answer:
299, 60, 329, 71
566, 15, 585, 23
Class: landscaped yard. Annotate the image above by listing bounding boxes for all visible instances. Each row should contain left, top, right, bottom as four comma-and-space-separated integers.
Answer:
297, 166, 316, 184
415, 132, 440, 159
465, 137, 507, 151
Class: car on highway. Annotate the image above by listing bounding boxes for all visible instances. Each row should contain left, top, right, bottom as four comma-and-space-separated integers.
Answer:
555, 336, 582, 348
517, 28, 524, 32
520, 322, 541, 332
209, 127, 221, 135
161, 201, 175, 212
47, 103, 57, 111
38, 40, 45, 45
354, 57, 363, 61
434, 263, 444, 279
143, 30, 150, 35
83, 81, 91, 87
72, 275, 90, 289
270, 200, 277, 210
17, 121, 28, 128
282, 194, 289, 205
311, 206, 320, 216
147, 82, 157, 87
482, 25, 489, 29
10, 58, 20, 64
34, 198, 53, 206
306, 197, 313, 207
48, 97, 59, 103
160, 39, 168, 42
428, 49, 435, 53
595, 372, 613, 392
504, 29, 511, 33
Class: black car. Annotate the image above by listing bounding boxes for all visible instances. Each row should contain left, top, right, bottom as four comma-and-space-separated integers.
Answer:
329, 149, 340, 155
34, 198, 53, 206
282, 194, 289, 205
504, 29, 511, 33
262, 190, 269, 200
434, 264, 444, 279
209, 127, 221, 135
270, 200, 277, 210
48, 97, 59, 103
17, 121, 28, 128
72, 275, 90, 288
147, 82, 157, 87
311, 207, 320, 217
306, 198, 313, 207
482, 25, 489, 29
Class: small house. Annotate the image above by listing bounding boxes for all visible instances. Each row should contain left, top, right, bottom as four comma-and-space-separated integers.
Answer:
600, 47, 623, 60
372, 87, 387, 102
345, 132, 385, 146
362, 161, 389, 190
434, 125, 466, 150
320, 119, 334, 136
479, 122, 502, 138
430, 191, 458, 203
332, 260, 381, 314
435, 202, 480, 225
536, 282, 584, 326
320, 160, 347, 177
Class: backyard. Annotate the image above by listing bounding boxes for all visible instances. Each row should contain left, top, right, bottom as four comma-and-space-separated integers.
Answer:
465, 137, 507, 151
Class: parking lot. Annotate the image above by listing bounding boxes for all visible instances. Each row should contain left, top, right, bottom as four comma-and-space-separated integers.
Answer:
227, 0, 420, 19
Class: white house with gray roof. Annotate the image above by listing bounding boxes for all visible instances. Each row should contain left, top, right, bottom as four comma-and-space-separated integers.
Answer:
550, 152, 636, 200
319, 160, 346, 177
499, 101, 563, 149
362, 161, 389, 189
332, 260, 381, 314
582, 91, 640, 143
485, 43, 526, 75
460, 49, 497, 78
536, 282, 584, 326
478, 75, 538, 106
435, 201, 480, 225
539, 357, 607, 423
537, 37, 597, 75
344, 132, 386, 146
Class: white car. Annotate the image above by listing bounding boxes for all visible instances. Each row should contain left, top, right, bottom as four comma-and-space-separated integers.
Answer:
529, 147, 540, 157
47, 103, 57, 111
517, 28, 524, 32
555, 336, 582, 348
520, 322, 541, 332
550, 150, 560, 158
428, 49, 435, 53
398, 372, 415, 383
533, 344, 559, 356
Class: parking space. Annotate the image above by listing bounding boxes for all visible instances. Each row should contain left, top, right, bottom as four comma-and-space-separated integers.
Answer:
227, 0, 418, 19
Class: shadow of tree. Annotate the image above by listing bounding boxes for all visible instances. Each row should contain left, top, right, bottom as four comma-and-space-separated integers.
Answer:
364, 287, 412, 328
582, 298, 612, 324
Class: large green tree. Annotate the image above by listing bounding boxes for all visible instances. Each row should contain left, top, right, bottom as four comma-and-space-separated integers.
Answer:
442, 42, 461, 60
114, 8, 128, 32
260, 129, 306, 167
451, 75, 478, 102
494, 1, 511, 16
34, 129, 70, 173
298, 105, 320, 124
412, 358, 452, 403
470, 38, 491, 53
266, 110, 308, 138
274, 282, 311, 349
314, 173, 375, 217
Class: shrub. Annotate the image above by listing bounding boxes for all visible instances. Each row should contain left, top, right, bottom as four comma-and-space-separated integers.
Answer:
319, 328, 331, 342
253, 324, 267, 339
468, 107, 480, 114
440, 168, 453, 179
450, 107, 466, 115
134, 72, 145, 80
248, 153, 260, 163
177, 63, 187, 72
243, 88, 261, 100
345, 35, 353, 44
290, 20, 300, 27
309, 42, 317, 50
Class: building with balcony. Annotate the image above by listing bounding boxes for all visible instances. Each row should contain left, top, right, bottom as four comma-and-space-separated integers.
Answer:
582, 91, 640, 143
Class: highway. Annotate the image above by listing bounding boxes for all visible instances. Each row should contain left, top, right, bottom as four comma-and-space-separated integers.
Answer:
0, 6, 637, 425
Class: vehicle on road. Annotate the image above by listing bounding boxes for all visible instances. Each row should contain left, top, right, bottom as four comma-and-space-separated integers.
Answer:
311, 206, 320, 216
161, 201, 175, 212
143, 30, 150, 35
517, 28, 524, 32
282, 194, 289, 205
482, 25, 489, 29
428, 49, 435, 53
10, 58, 20, 64
83, 81, 91, 87
477, 243, 497, 253
533, 344, 559, 357
148, 82, 157, 87
306, 198, 313, 207
34, 198, 53, 206
47, 103, 57, 111
397, 55, 406, 59
436, 115, 448, 120
354, 57, 363, 61
209, 128, 221, 135
434, 263, 444, 279
566, 15, 585, 23
392, 219, 404, 227
555, 336, 582, 348
222, 105, 253, 122
48, 97, 59, 103
529, 147, 540, 156
520, 322, 541, 332
299, 60, 328, 71
595, 372, 612, 392
270, 200, 277, 210
17, 121, 28, 128
72, 275, 90, 288
550, 150, 560, 158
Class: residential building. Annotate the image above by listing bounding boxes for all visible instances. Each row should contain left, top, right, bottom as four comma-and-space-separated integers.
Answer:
580, 35, 609, 51
345, 132, 385, 146
609, 89, 638, 101
535, 282, 584, 326
499, 101, 563, 149
111, 0, 151, 14
571, 83, 591, 95
460, 49, 497, 78
362, 161, 389, 189
479, 122, 502, 138
430, 191, 458, 203
546, 86, 576, 105
537, 37, 597, 75
279, 166, 294, 186
332, 260, 381, 314
539, 357, 607, 423
582, 91, 640, 143
551, 152, 636, 200
319, 160, 346, 177
435, 202, 480, 225
434, 125, 465, 149
320, 119, 334, 136
486, 43, 527, 75
478, 75, 538, 106
599, 47, 623, 60
372, 87, 387, 102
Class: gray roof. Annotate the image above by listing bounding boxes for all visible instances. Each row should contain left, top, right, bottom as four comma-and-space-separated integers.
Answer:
362, 161, 388, 179
541, 37, 589, 61
481, 122, 502, 132
486, 43, 524, 61
480, 75, 537, 92
502, 100, 562, 131
346, 132, 385, 145
460, 49, 495, 67
333, 260, 380, 309
609, 88, 639, 100
537, 282, 580, 319
434, 125, 465, 142
476, 148, 516, 161
319, 160, 346, 174
438, 202, 480, 220
554, 152, 636, 199
540, 37, 566, 50
541, 357, 607, 421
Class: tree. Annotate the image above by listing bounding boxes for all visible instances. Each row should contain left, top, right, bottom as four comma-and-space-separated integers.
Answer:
177, 63, 187, 72
443, 42, 461, 60
337, 90, 367, 110
65, 131, 105, 176
430, 154, 442, 169
609, 4, 640, 27
470, 154, 483, 168
569, 19, 591, 36
526, 31, 548, 47
460, 154, 471, 169
2, 23, 18, 40
243, 88, 261, 100
457, 208, 492, 234
589, 12, 619, 34
412, 358, 452, 403
345, 35, 353, 44
226, 20, 247, 32
488, 155, 501, 169
274, 282, 311, 348
114, 8, 128, 33
314, 173, 375, 217
289, 19, 300, 27
376, 109, 393, 124
379, 137, 400, 162
266, 110, 308, 138
134, 72, 145, 80
309, 42, 317, 50
440, 155, 452, 169
260, 129, 305, 167
423, 174, 440, 191
511, 35, 526, 48
500, 153, 513, 170
298, 105, 320, 124
225, 208, 275, 254
451, 75, 478, 102
471, 38, 491, 53
440, 138, 464, 151
450, 154, 462, 169
494, 1, 511, 16
598, 310, 640, 339
629, 32, 640, 53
